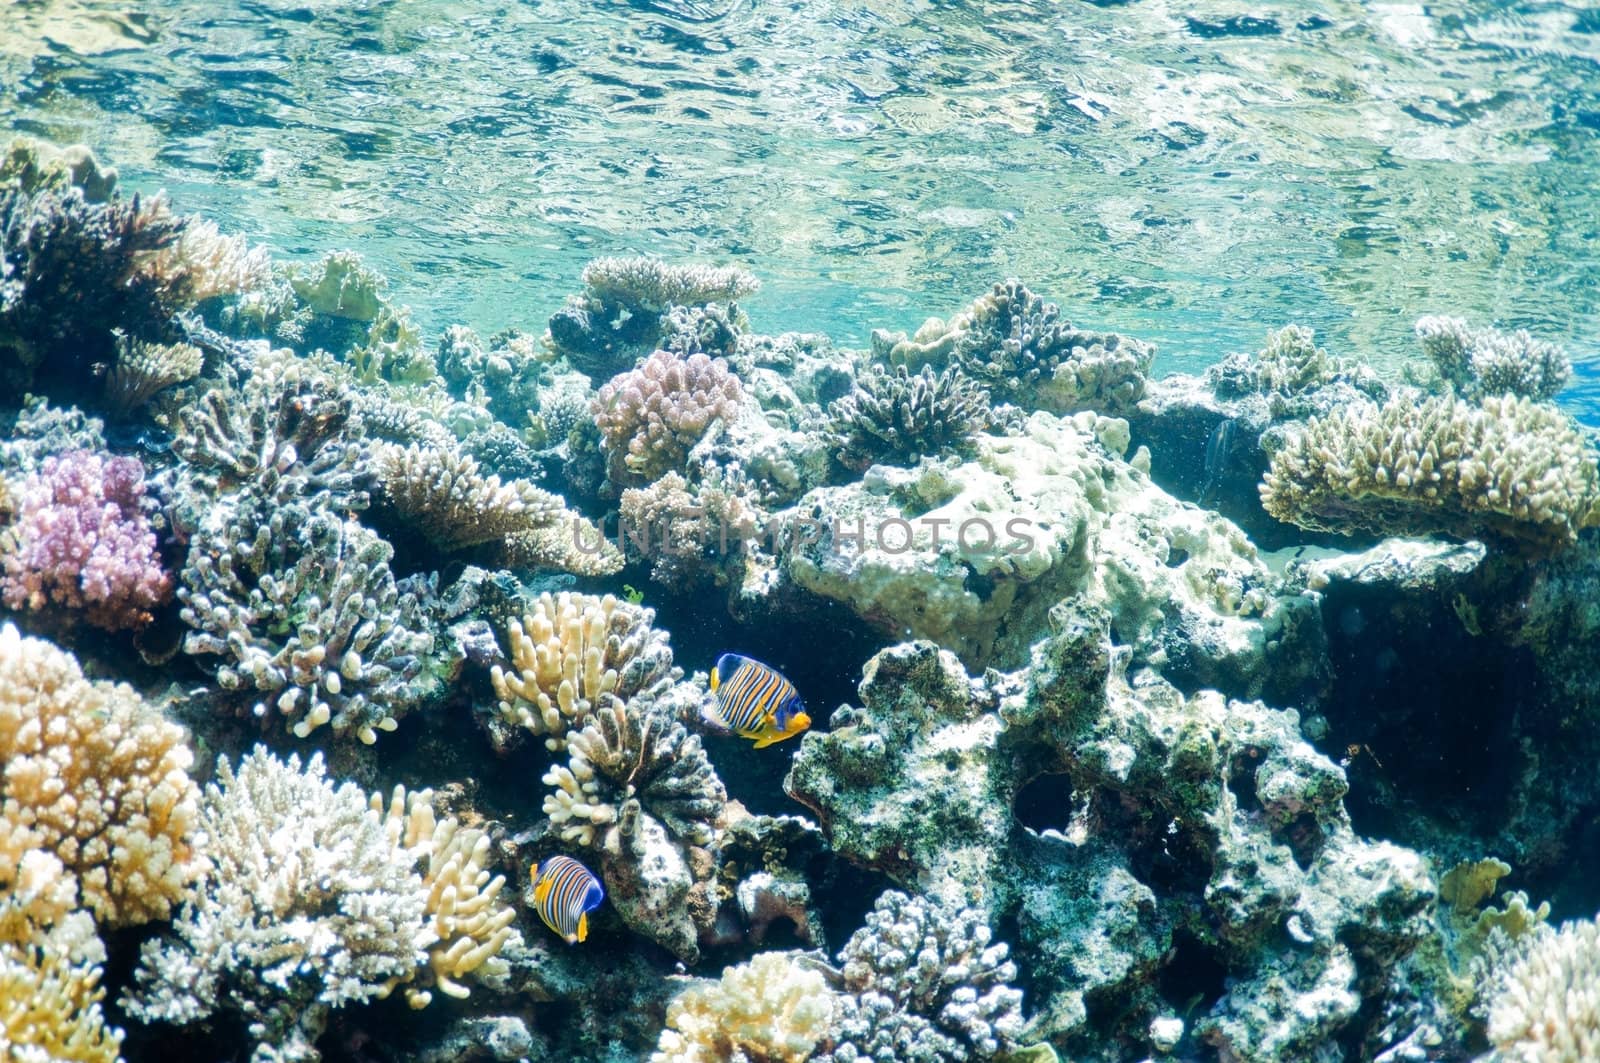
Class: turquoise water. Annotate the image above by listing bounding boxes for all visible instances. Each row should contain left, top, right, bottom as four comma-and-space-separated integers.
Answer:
5, 0, 1599, 386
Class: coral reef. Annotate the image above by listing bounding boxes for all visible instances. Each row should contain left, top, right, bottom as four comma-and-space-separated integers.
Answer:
593, 349, 745, 483
1477, 915, 1600, 1062
0, 448, 171, 631
826, 363, 994, 471
0, 911, 122, 1063
1206, 324, 1344, 399
618, 468, 765, 590
489, 591, 679, 752
0, 623, 201, 926
1261, 392, 1600, 548
652, 951, 835, 1063
816, 890, 1026, 1063
872, 280, 1153, 414
372, 441, 566, 551
1415, 315, 1570, 401
103, 333, 204, 414
548, 257, 757, 380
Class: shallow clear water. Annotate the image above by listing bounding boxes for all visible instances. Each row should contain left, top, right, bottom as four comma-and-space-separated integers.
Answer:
4, 0, 1598, 387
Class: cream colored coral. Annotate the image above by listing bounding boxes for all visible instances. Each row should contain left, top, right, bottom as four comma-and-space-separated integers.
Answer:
1, 933, 123, 1063
373, 786, 521, 1008
652, 951, 836, 1063
142, 214, 273, 303
0, 818, 76, 948
372, 441, 566, 551
0, 623, 201, 927
489, 591, 676, 750
1483, 916, 1600, 1062
104, 334, 203, 413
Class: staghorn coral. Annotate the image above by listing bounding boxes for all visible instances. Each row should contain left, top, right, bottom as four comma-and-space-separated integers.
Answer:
1260, 392, 1600, 548
0, 449, 171, 631
371, 441, 566, 551
102, 332, 204, 414
489, 591, 679, 751
1415, 315, 1570, 401
125, 747, 434, 1059
1478, 915, 1600, 1062
544, 697, 726, 848
373, 786, 521, 1009
826, 363, 994, 471
593, 349, 745, 482
179, 500, 439, 744
874, 280, 1153, 415
548, 257, 758, 380
652, 951, 837, 1063
815, 890, 1027, 1063
0, 623, 201, 927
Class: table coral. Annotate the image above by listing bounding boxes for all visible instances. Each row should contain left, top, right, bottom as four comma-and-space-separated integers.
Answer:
488, 591, 679, 752
652, 951, 836, 1063
0, 448, 171, 631
1261, 391, 1600, 548
592, 349, 744, 482
0, 623, 201, 927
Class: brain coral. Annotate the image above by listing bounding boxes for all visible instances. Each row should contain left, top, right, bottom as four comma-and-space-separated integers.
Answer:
0, 623, 201, 927
1261, 392, 1600, 548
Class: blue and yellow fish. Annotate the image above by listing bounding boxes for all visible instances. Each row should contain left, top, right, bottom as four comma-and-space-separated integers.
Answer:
531, 855, 604, 944
708, 652, 811, 748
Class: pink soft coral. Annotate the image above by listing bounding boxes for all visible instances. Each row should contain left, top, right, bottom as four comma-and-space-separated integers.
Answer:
0, 450, 171, 631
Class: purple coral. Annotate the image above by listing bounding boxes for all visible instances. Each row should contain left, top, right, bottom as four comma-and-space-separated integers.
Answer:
0, 450, 171, 631
592, 350, 744, 481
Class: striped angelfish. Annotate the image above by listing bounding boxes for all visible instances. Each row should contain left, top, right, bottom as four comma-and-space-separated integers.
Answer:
531, 855, 604, 945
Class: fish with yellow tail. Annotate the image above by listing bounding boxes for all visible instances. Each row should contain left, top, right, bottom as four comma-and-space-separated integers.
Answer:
707, 652, 811, 748
531, 855, 604, 945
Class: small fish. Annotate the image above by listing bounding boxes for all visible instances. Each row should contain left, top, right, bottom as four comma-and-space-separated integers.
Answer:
708, 652, 811, 748
531, 855, 604, 945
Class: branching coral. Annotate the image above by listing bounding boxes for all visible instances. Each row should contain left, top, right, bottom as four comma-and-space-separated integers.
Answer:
652, 951, 837, 1063
593, 350, 745, 482
489, 591, 679, 751
179, 501, 438, 743
1207, 324, 1344, 399
103, 332, 204, 414
373, 786, 521, 1009
815, 890, 1027, 1062
0, 449, 171, 631
548, 257, 758, 380
125, 747, 435, 1058
371, 441, 566, 551
544, 697, 726, 848
874, 280, 1153, 414
1, 913, 122, 1063
1261, 392, 1600, 547
0, 623, 201, 927
1478, 915, 1600, 1062
618, 468, 765, 589
826, 363, 993, 470
1416, 315, 1570, 401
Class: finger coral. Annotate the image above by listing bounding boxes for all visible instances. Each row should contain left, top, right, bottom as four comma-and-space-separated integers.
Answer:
489, 591, 679, 751
1479, 915, 1600, 1063
815, 890, 1027, 1062
826, 363, 994, 471
125, 747, 434, 1057
0, 623, 201, 926
1416, 315, 1570, 401
373, 785, 522, 1009
652, 951, 837, 1063
593, 349, 745, 482
545, 697, 726, 847
0, 449, 171, 631
1260, 392, 1600, 548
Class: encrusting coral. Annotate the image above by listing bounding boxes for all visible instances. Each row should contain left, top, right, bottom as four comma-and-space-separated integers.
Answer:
489, 590, 679, 752
651, 951, 836, 1063
0, 448, 171, 631
1477, 914, 1600, 1062
593, 349, 745, 482
0, 623, 201, 927
1415, 315, 1570, 401
815, 890, 1027, 1063
826, 363, 994, 471
128, 749, 521, 1054
1261, 391, 1600, 548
